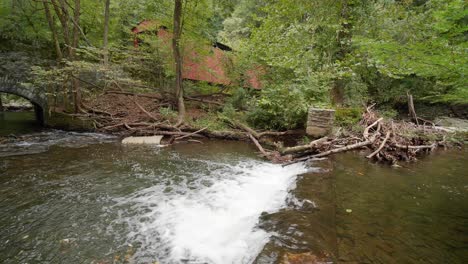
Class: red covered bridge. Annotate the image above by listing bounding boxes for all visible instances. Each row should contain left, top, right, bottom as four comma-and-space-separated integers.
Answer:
132, 20, 262, 89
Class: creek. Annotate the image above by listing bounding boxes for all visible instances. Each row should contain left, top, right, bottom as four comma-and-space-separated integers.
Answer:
1, 111, 467, 263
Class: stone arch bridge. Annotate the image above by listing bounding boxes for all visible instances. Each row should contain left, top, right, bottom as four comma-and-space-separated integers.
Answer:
0, 76, 48, 124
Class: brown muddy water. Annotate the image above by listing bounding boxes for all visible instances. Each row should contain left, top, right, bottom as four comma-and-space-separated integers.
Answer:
0, 112, 467, 263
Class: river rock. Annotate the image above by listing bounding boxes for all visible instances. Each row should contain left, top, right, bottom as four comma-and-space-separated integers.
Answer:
122, 136, 163, 144
306, 108, 335, 137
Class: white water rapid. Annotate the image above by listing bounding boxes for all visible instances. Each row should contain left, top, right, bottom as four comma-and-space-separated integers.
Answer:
114, 159, 307, 264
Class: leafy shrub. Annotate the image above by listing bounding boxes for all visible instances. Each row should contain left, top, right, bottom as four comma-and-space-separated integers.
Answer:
226, 87, 250, 111
190, 112, 229, 131
159, 107, 178, 120
335, 108, 362, 127
377, 107, 398, 119
247, 85, 308, 130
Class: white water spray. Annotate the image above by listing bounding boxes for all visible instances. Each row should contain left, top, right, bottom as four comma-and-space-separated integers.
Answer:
115, 160, 307, 264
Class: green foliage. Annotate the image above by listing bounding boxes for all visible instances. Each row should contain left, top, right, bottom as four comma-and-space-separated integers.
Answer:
0, 0, 50, 47
247, 85, 310, 130
190, 112, 229, 131
184, 81, 220, 96
377, 107, 399, 120
226, 87, 250, 111
335, 108, 362, 127
2, 0, 466, 131
353, 0, 468, 104
159, 107, 178, 121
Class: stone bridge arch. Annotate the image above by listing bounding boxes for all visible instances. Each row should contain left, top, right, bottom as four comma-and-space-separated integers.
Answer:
0, 76, 48, 125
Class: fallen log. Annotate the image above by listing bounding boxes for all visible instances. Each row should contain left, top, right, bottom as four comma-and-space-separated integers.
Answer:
367, 131, 391, 159
280, 137, 328, 155
248, 133, 270, 157
312, 140, 373, 158
258, 130, 302, 137
363, 118, 383, 140
175, 127, 208, 141
228, 120, 260, 138
135, 130, 205, 138
102, 123, 125, 130
133, 97, 159, 122
394, 142, 437, 150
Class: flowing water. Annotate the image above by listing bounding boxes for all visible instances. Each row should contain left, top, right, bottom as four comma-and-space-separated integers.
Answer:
1, 112, 467, 263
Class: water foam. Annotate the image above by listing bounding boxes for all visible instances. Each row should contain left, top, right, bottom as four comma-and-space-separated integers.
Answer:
115, 160, 307, 264
0, 130, 116, 157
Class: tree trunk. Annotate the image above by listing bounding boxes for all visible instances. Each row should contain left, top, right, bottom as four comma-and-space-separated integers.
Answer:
0, 95, 4, 112
172, 0, 185, 125
407, 92, 419, 125
72, 0, 82, 113
331, 0, 353, 106
54, 0, 72, 57
71, 0, 80, 59
43, 2, 63, 62
102, 0, 110, 65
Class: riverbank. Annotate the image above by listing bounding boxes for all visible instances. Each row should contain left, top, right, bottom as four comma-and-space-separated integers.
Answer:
41, 90, 466, 166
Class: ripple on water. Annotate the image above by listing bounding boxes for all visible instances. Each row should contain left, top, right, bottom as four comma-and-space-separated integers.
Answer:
0, 130, 116, 157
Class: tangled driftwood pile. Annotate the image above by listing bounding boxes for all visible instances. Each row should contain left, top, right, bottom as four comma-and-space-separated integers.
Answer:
270, 106, 454, 166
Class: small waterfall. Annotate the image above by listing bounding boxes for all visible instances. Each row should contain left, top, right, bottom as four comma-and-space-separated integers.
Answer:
114, 160, 307, 264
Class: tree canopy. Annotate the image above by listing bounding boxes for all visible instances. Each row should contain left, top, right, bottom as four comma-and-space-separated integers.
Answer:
0, 0, 466, 129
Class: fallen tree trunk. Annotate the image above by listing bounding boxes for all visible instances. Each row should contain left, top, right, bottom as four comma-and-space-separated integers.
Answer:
133, 97, 159, 122
227, 120, 261, 138
394, 142, 437, 150
366, 131, 391, 159
363, 118, 383, 139
280, 137, 328, 155
175, 127, 208, 141
201, 130, 248, 140
134, 130, 205, 138
312, 139, 373, 158
248, 133, 270, 157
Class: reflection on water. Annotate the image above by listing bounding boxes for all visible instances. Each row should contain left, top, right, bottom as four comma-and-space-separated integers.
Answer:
257, 149, 468, 263
333, 151, 468, 263
0, 111, 42, 136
